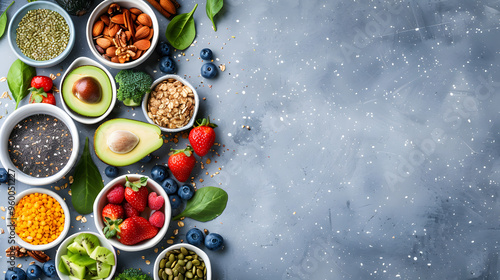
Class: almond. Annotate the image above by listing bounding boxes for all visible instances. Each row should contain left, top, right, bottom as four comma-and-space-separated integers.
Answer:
132, 50, 143, 60
134, 26, 150, 40
146, 28, 154, 41
96, 37, 112, 49
160, 0, 176, 15
108, 24, 120, 37
106, 46, 117, 57
125, 30, 132, 41
137, 13, 152, 27
131, 13, 137, 21
111, 14, 125, 25
130, 8, 143, 15
103, 26, 110, 36
100, 14, 110, 26
111, 56, 120, 63
134, 39, 151, 51
92, 21, 105, 37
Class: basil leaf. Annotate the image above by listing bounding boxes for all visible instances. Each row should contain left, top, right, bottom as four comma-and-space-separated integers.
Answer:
7, 59, 36, 109
71, 137, 104, 215
173, 186, 228, 221
166, 4, 198, 50
206, 0, 223, 31
0, 1, 14, 39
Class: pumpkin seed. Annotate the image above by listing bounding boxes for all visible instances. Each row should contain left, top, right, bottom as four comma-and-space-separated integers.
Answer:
158, 247, 207, 280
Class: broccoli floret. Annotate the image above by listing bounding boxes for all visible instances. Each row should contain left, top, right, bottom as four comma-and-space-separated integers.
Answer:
114, 268, 153, 280
115, 69, 153, 106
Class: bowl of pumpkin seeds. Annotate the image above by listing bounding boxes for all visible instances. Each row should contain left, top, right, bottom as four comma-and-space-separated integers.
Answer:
7, 1, 75, 68
154, 244, 211, 280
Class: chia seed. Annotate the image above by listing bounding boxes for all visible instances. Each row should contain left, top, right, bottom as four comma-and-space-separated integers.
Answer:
8, 114, 73, 178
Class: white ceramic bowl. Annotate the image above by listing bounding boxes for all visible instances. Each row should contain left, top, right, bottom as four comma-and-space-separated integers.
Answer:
59, 57, 117, 124
5, 188, 71, 251
55, 231, 117, 280
0, 104, 80, 185
154, 243, 212, 280
142, 75, 200, 133
86, 0, 159, 69
8, 1, 75, 68
93, 174, 171, 252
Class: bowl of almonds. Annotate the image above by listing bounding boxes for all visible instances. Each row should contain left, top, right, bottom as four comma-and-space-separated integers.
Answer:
142, 75, 199, 133
86, 0, 159, 69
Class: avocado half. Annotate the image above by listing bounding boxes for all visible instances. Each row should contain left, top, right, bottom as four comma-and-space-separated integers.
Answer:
94, 119, 163, 166
62, 65, 112, 117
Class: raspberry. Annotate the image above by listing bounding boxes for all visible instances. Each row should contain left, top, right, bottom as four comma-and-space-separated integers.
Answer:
149, 211, 165, 228
106, 184, 125, 204
148, 192, 165, 211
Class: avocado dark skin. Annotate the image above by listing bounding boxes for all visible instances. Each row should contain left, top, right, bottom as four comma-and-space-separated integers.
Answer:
72, 76, 102, 104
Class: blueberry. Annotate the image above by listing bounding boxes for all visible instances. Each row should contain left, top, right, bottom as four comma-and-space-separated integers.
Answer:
157, 41, 171, 56
0, 168, 8, 183
161, 178, 178, 195
139, 154, 153, 163
6, 267, 27, 280
178, 184, 194, 200
169, 194, 182, 209
26, 264, 42, 279
201, 63, 217, 79
186, 228, 205, 246
205, 233, 224, 251
159, 56, 176, 74
200, 48, 213, 60
151, 165, 168, 183
43, 260, 56, 277
105, 166, 118, 178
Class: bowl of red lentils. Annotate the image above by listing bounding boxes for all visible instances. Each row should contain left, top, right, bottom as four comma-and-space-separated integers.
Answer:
5, 188, 70, 251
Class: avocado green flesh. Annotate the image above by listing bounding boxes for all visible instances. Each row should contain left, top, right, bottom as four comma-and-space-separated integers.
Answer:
94, 118, 163, 167
62, 65, 112, 117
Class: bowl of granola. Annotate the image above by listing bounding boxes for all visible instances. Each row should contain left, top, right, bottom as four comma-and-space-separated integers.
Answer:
141, 75, 199, 133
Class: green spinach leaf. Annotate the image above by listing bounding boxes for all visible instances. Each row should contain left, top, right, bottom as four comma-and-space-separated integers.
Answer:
0, 1, 14, 39
7, 59, 36, 109
173, 186, 228, 221
206, 0, 223, 31
71, 137, 104, 215
166, 4, 198, 50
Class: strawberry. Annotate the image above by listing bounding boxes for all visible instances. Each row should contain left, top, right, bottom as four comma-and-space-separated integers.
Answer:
188, 118, 217, 157
123, 202, 140, 218
102, 204, 124, 221
31, 76, 53, 93
28, 87, 56, 105
168, 146, 196, 182
106, 184, 125, 204
116, 216, 159, 245
149, 211, 165, 228
124, 176, 149, 212
102, 204, 124, 239
148, 192, 164, 211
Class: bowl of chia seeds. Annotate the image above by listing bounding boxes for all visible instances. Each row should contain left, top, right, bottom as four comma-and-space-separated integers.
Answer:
7, 1, 75, 68
0, 104, 80, 185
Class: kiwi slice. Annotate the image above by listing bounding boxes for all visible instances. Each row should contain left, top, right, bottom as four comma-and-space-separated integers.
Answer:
95, 261, 111, 279
58, 256, 70, 275
67, 242, 87, 255
61, 254, 86, 279
75, 233, 100, 256
89, 246, 115, 266
69, 253, 96, 267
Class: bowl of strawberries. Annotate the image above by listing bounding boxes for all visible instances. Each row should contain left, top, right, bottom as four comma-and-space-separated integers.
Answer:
93, 174, 171, 251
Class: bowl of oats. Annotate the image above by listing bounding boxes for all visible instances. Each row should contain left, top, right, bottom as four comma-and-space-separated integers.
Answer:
8, 1, 75, 68
142, 75, 199, 133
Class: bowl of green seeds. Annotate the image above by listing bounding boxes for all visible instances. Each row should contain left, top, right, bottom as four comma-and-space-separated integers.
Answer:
7, 1, 75, 68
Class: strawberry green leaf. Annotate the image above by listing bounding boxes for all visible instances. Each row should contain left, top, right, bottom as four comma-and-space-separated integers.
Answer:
125, 176, 148, 191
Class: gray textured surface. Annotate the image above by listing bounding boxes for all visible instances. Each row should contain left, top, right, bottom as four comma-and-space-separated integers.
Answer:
2, 0, 500, 279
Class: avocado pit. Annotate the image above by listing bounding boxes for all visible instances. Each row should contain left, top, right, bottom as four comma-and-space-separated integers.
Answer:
107, 130, 139, 154
72, 76, 102, 104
